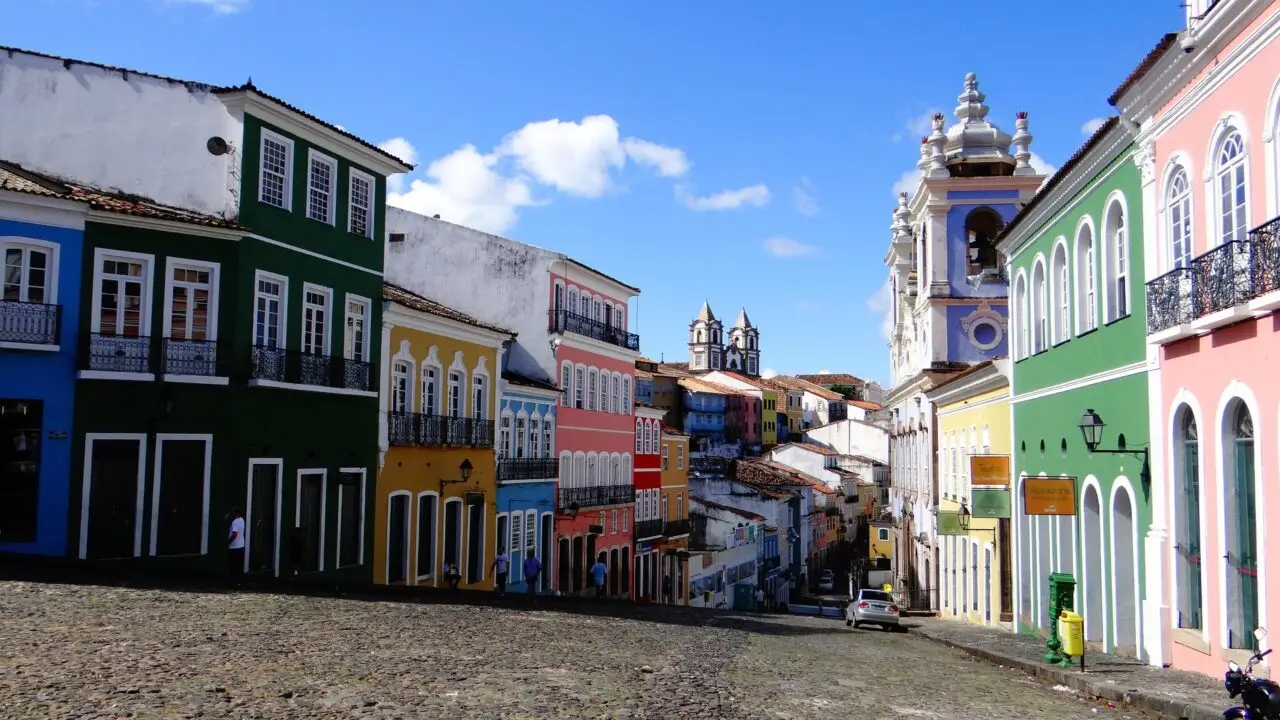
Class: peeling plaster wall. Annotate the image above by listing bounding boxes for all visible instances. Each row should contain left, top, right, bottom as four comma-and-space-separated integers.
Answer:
0, 50, 241, 217
384, 207, 561, 384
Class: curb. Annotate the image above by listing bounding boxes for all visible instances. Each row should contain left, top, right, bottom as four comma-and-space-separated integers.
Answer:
912, 627, 1224, 720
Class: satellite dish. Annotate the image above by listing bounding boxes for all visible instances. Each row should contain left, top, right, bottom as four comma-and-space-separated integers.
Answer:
206, 136, 229, 156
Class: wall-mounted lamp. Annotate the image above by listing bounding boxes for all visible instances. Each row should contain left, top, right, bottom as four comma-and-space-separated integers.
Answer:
1078, 408, 1151, 493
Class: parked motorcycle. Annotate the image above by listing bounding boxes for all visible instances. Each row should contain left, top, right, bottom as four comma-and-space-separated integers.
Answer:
1223, 628, 1280, 719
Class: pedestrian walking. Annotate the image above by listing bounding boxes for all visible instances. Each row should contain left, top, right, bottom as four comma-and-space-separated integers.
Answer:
662, 574, 673, 605
491, 547, 510, 596
590, 555, 607, 600
445, 561, 461, 590
227, 507, 245, 588
755, 586, 766, 612
523, 550, 542, 602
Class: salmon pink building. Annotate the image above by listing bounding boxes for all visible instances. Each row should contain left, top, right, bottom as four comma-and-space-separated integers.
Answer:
551, 263, 641, 598
633, 403, 666, 600
1114, 0, 1280, 674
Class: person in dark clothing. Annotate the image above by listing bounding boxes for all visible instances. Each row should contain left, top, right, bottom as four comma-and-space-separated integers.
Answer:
227, 507, 246, 588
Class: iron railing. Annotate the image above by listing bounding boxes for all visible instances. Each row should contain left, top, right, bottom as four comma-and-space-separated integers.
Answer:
1146, 266, 1195, 333
1250, 214, 1280, 296
635, 518, 664, 540
251, 345, 373, 392
80, 333, 151, 373
0, 301, 60, 346
160, 338, 225, 376
1190, 239, 1253, 317
497, 457, 559, 481
550, 310, 640, 352
663, 518, 691, 537
386, 411, 494, 448
556, 484, 634, 511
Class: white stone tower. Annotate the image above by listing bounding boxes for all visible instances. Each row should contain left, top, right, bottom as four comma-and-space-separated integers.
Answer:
688, 300, 722, 371
727, 307, 760, 377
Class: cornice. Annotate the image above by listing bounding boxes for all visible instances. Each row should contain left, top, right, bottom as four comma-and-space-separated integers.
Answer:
555, 257, 641, 300
556, 330, 641, 364
87, 209, 244, 242
500, 381, 561, 401
384, 302, 512, 349
925, 360, 1011, 407
0, 187, 88, 230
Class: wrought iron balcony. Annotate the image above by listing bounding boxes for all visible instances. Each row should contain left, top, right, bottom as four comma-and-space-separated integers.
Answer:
557, 484, 634, 512
663, 518, 691, 537
498, 457, 559, 481
549, 310, 640, 352
1190, 239, 1253, 317
251, 345, 373, 392
635, 518, 664, 540
161, 338, 225, 376
80, 333, 152, 373
1250, 214, 1280, 296
386, 411, 494, 449
0, 301, 61, 346
1146, 264, 1196, 334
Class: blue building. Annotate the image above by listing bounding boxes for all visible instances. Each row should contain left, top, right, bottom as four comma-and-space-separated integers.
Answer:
0, 164, 88, 556
496, 370, 560, 594
679, 377, 729, 451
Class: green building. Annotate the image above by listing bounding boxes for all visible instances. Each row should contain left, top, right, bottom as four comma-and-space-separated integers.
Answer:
64, 78, 412, 582
997, 117, 1151, 659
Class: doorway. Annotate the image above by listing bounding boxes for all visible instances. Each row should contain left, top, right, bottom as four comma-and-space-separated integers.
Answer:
388, 492, 410, 584
1082, 484, 1104, 643
297, 470, 326, 573
1111, 485, 1139, 656
246, 459, 281, 575
81, 434, 145, 560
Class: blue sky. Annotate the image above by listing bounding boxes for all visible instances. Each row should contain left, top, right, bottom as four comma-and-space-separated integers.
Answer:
11, 0, 1183, 384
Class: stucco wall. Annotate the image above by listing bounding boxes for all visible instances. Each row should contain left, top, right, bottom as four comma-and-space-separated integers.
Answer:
804, 418, 889, 464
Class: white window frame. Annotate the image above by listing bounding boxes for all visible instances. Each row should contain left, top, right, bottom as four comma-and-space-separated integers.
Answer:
90, 248, 155, 339
300, 282, 333, 356
306, 149, 338, 225
296, 468, 328, 572
499, 411, 513, 458
252, 270, 288, 349
1102, 194, 1130, 322
147, 433, 213, 557
543, 417, 554, 458
560, 362, 573, 407
343, 294, 371, 362
528, 414, 541, 459
1211, 126, 1250, 247
1048, 241, 1068, 345
259, 129, 294, 211
162, 256, 221, 343
422, 360, 441, 415
676, 444, 684, 469
448, 363, 466, 418
79, 433, 148, 559
335, 467, 367, 568
588, 368, 598, 412
1013, 270, 1028, 360
515, 411, 529, 458
1167, 164, 1195, 270
392, 360, 411, 412
348, 168, 376, 239
1030, 256, 1047, 354
0, 237, 60, 306
661, 444, 669, 470
1073, 219, 1097, 335
471, 363, 489, 420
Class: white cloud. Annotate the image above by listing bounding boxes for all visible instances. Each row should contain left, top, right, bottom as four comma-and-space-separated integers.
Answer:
761, 368, 779, 379
793, 177, 818, 217
818, 369, 832, 374
891, 167, 919, 199
763, 235, 818, 258
382, 115, 689, 234
167, 0, 248, 12
677, 184, 771, 211
1080, 117, 1107, 137
865, 280, 894, 341
892, 108, 942, 142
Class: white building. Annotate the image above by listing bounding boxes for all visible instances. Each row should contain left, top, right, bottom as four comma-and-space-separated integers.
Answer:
688, 496, 766, 609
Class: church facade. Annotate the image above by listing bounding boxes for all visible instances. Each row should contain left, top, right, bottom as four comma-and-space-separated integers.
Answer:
687, 302, 761, 377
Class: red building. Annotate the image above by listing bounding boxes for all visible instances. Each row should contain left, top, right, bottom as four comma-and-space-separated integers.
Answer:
633, 404, 666, 600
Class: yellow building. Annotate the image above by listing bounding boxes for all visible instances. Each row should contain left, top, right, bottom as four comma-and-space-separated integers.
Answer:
760, 388, 779, 447
869, 521, 894, 565
375, 283, 514, 589
925, 359, 1013, 629
658, 427, 692, 604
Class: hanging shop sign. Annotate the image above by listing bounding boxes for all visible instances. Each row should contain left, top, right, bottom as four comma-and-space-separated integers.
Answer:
969, 455, 1011, 486
1022, 477, 1077, 516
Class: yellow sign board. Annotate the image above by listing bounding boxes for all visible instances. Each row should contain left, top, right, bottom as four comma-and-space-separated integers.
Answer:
970, 455, 1011, 486
1022, 477, 1077, 516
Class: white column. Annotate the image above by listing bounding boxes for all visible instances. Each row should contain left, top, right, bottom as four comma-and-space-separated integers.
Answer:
1137, 141, 1173, 666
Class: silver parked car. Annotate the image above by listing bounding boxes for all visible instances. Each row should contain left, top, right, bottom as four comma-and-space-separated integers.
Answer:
818, 569, 835, 593
846, 588, 902, 630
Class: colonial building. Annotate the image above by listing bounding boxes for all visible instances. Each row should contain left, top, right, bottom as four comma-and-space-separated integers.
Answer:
0, 48, 412, 580
882, 74, 1045, 609
1112, 0, 1280, 673
633, 403, 666, 601
376, 284, 511, 589
687, 302, 761, 376
657, 426, 692, 604
999, 117, 1149, 654
496, 370, 560, 594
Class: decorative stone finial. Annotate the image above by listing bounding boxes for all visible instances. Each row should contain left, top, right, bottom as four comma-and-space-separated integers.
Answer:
1012, 111, 1035, 176
916, 137, 931, 175
928, 112, 948, 177
954, 72, 990, 125
891, 192, 912, 242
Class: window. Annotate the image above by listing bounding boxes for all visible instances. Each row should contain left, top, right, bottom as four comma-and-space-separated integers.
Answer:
253, 272, 286, 349
635, 421, 644, 454
344, 297, 369, 361
623, 377, 632, 412
302, 284, 331, 355
580, 294, 590, 317
610, 510, 618, 533
417, 494, 436, 579
422, 365, 438, 415
676, 494, 682, 520
95, 252, 151, 338
878, 528, 890, 541
593, 299, 602, 322
2, 242, 53, 304
567, 288, 578, 315
348, 170, 375, 239
392, 361, 410, 411
1030, 259, 1046, 353
1216, 130, 1249, 246
1074, 224, 1096, 333
1049, 244, 1068, 344
661, 444, 669, 470
472, 374, 487, 419
588, 369, 598, 411
560, 363, 572, 407
510, 512, 522, 557
621, 509, 629, 532
448, 371, 463, 417
1168, 166, 1194, 269
164, 260, 216, 342
597, 373, 607, 413
1174, 408, 1202, 630
336, 471, 363, 567
515, 415, 527, 458
528, 417, 541, 458
677, 444, 684, 469
543, 419, 553, 458
307, 151, 337, 224
1104, 198, 1129, 322
499, 414, 512, 457
259, 131, 293, 209
574, 367, 585, 409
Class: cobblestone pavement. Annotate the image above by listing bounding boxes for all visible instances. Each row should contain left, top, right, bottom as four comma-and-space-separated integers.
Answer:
0, 582, 1167, 719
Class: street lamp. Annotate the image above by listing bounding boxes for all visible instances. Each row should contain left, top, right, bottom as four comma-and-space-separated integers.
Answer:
1077, 408, 1151, 492
958, 503, 971, 531
441, 458, 476, 494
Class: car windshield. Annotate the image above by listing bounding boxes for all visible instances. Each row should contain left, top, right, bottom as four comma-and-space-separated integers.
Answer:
860, 591, 893, 602
821, 570, 833, 577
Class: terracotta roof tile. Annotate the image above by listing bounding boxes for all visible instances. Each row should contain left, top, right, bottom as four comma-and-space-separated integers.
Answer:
502, 370, 560, 393
678, 377, 744, 396
796, 373, 864, 386
383, 282, 515, 336
773, 442, 838, 456
1107, 33, 1180, 106
772, 375, 843, 401
691, 496, 766, 522
850, 400, 884, 411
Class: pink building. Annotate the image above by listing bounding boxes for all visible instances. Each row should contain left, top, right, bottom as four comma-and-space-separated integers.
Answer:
1115, 0, 1280, 674
551, 262, 642, 598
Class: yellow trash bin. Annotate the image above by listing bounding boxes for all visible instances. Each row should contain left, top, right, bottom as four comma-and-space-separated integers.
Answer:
1059, 610, 1084, 658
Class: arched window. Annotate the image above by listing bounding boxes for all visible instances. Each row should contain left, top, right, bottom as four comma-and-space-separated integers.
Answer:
635, 419, 643, 454
1014, 273, 1028, 360
611, 374, 621, 413
554, 283, 564, 314
587, 369, 598, 411
1224, 402, 1259, 650
1216, 130, 1249, 246
1104, 199, 1129, 321
392, 361, 410, 411
696, 329, 703, 343
1168, 166, 1194, 268
1074, 223, 1097, 333
964, 208, 1004, 274
1050, 244, 1069, 344
567, 287, 579, 315
1030, 259, 1047, 353
1173, 407, 1202, 630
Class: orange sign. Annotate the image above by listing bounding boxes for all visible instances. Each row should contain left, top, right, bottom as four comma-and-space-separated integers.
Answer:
1022, 477, 1077, 516
969, 455, 1010, 486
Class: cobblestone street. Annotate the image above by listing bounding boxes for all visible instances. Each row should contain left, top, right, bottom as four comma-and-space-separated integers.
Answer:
0, 582, 1165, 719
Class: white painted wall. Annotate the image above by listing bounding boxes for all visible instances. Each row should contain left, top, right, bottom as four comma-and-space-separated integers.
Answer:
768, 446, 842, 490
803, 418, 889, 464
385, 207, 562, 383
0, 50, 242, 217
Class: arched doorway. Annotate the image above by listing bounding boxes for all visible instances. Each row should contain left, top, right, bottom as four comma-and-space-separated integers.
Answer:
1112, 485, 1139, 656
1017, 476, 1033, 625
1036, 515, 1051, 630
1082, 484, 1104, 643
1225, 402, 1259, 650
1173, 407, 1203, 631
557, 537, 570, 593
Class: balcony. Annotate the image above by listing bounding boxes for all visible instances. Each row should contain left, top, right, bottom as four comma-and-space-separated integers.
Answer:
251, 345, 373, 392
549, 310, 640, 352
498, 457, 559, 481
1146, 216, 1280, 343
0, 300, 61, 348
557, 484, 634, 512
80, 333, 152, 374
160, 338, 226, 377
663, 518, 691, 537
77, 333, 231, 381
387, 411, 495, 449
635, 518, 664, 540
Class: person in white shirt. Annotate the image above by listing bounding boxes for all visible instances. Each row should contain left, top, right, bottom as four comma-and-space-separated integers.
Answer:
227, 507, 246, 588
490, 547, 510, 596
